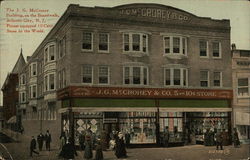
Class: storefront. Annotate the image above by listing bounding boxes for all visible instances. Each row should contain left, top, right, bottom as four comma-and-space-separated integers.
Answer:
58, 86, 233, 146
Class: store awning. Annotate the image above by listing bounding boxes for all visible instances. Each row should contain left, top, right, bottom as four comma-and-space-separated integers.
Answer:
7, 116, 16, 124
235, 112, 250, 126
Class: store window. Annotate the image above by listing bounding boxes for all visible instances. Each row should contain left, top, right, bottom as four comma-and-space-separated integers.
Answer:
238, 78, 249, 97
164, 68, 188, 86
240, 51, 250, 57
82, 32, 93, 51
44, 43, 56, 63
98, 33, 109, 52
212, 42, 221, 58
123, 33, 148, 53
200, 70, 209, 87
120, 112, 156, 144
82, 65, 93, 84
199, 40, 208, 57
213, 72, 222, 87
164, 36, 187, 55
98, 66, 109, 84
123, 66, 148, 85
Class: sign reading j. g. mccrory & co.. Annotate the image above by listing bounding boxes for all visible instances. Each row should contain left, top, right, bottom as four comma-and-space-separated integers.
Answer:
119, 7, 190, 21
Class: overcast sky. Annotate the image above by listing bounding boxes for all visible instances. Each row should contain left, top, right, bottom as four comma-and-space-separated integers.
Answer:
0, 0, 250, 105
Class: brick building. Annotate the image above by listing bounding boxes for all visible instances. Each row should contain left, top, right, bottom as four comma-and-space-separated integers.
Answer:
231, 45, 250, 144
18, 3, 233, 147
1, 51, 26, 130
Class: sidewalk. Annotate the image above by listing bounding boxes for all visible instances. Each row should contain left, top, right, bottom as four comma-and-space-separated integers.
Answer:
1, 129, 249, 160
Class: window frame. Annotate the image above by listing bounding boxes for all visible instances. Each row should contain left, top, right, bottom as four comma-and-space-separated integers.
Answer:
44, 72, 56, 92
163, 36, 187, 56
200, 70, 210, 87
123, 66, 149, 86
164, 68, 188, 87
199, 40, 209, 58
29, 62, 37, 77
82, 32, 93, 52
213, 71, 222, 87
59, 36, 66, 59
98, 33, 109, 53
237, 78, 249, 97
44, 43, 56, 63
82, 65, 93, 84
98, 65, 110, 85
29, 84, 37, 99
212, 41, 222, 58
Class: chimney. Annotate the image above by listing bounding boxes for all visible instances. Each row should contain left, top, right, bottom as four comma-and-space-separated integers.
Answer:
27, 56, 31, 62
231, 43, 236, 51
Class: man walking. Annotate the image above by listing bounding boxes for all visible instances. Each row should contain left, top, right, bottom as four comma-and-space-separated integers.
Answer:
45, 130, 52, 151
215, 130, 223, 150
30, 136, 39, 157
37, 133, 44, 151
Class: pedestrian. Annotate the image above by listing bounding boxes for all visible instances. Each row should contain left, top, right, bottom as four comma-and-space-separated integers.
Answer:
115, 132, 127, 159
232, 128, 240, 148
221, 129, 228, 146
163, 127, 170, 147
44, 130, 52, 151
20, 125, 24, 134
84, 135, 93, 160
60, 131, 67, 150
100, 129, 108, 151
78, 131, 85, 150
60, 137, 77, 160
215, 130, 223, 150
37, 132, 44, 151
95, 139, 103, 160
124, 131, 131, 148
30, 136, 39, 157
204, 129, 209, 146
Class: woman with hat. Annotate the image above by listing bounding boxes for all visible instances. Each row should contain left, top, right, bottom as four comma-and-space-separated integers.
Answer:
84, 134, 93, 160
115, 132, 127, 159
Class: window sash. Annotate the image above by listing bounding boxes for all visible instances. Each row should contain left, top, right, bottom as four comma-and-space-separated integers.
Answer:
212, 42, 220, 57
82, 32, 92, 50
200, 71, 209, 87
123, 33, 148, 53
213, 72, 221, 87
124, 66, 148, 85
98, 66, 109, 84
49, 74, 55, 90
199, 41, 207, 57
82, 65, 93, 83
99, 33, 109, 51
49, 45, 55, 61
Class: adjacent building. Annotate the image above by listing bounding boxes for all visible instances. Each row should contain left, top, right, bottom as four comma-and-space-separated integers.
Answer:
1, 51, 26, 131
232, 45, 250, 144
18, 3, 233, 146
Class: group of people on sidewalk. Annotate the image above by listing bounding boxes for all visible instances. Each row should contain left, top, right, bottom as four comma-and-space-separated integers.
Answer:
29, 130, 52, 157
58, 129, 128, 160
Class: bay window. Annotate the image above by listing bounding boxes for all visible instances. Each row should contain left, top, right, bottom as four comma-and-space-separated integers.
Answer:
123, 33, 148, 53
29, 62, 37, 77
123, 66, 148, 85
44, 73, 56, 91
164, 68, 188, 86
29, 84, 37, 98
163, 36, 187, 55
44, 43, 56, 63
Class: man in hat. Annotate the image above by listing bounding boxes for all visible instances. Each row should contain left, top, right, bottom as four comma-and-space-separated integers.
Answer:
30, 136, 39, 157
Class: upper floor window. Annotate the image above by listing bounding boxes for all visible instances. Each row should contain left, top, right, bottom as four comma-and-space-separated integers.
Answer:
82, 32, 93, 51
58, 69, 66, 89
20, 74, 26, 85
82, 65, 93, 84
29, 62, 37, 77
212, 42, 221, 58
19, 92, 26, 103
59, 36, 66, 58
44, 43, 56, 63
123, 66, 148, 85
44, 73, 56, 91
199, 40, 208, 57
200, 70, 209, 87
238, 78, 249, 97
240, 51, 250, 57
29, 84, 37, 98
164, 68, 188, 86
98, 33, 109, 52
123, 33, 148, 53
213, 72, 222, 87
98, 66, 109, 84
164, 36, 187, 55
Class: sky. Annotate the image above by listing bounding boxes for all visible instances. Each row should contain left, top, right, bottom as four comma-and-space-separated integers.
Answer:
0, 0, 250, 106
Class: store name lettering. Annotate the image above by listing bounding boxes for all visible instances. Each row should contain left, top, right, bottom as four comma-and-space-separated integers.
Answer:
119, 8, 189, 21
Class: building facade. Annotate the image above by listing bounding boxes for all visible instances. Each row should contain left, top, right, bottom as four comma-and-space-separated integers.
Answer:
18, 4, 233, 146
232, 46, 250, 144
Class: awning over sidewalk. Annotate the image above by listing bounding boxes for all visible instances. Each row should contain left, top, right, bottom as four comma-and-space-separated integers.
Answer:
7, 116, 16, 124
235, 112, 250, 126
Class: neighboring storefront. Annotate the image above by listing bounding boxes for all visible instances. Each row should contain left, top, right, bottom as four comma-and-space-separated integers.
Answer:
58, 86, 233, 146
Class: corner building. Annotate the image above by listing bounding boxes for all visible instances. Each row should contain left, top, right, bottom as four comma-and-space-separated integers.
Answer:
19, 4, 233, 146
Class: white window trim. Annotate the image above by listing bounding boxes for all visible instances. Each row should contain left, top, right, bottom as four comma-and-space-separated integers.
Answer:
20, 74, 26, 85
59, 36, 66, 59
81, 32, 93, 52
98, 33, 110, 53
44, 72, 56, 92
29, 84, 37, 98
200, 70, 210, 87
199, 40, 209, 58
44, 42, 56, 63
98, 66, 110, 85
123, 66, 149, 86
237, 77, 250, 98
122, 33, 149, 54
163, 36, 188, 56
213, 71, 222, 87
82, 65, 93, 84
29, 62, 37, 77
212, 42, 222, 59
164, 68, 188, 87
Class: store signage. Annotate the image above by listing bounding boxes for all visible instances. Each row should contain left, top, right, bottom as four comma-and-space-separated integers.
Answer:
57, 86, 233, 99
119, 8, 189, 21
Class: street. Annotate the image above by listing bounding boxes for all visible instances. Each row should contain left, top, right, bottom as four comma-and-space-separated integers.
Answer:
0, 132, 249, 160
